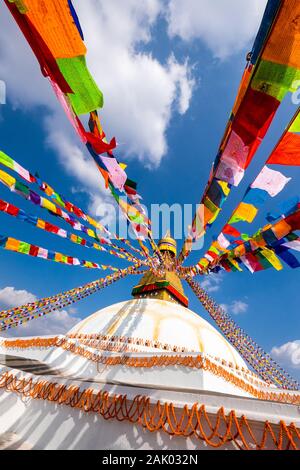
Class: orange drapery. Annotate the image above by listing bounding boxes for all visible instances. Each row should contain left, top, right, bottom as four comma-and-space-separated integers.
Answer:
262, 0, 300, 69
24, 0, 86, 59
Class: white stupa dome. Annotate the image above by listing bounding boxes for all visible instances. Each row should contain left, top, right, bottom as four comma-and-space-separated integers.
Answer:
68, 298, 248, 369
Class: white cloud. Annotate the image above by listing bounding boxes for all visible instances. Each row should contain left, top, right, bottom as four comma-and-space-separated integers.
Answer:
72, 0, 195, 167
201, 273, 224, 292
0, 0, 195, 173
271, 341, 300, 370
1, 309, 80, 338
220, 300, 248, 315
167, 0, 268, 59
0, 286, 80, 337
0, 287, 37, 307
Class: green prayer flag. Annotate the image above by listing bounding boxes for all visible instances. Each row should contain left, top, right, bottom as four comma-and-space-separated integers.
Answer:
252, 59, 300, 102
0, 151, 14, 171
18, 241, 31, 254
57, 56, 104, 115
15, 180, 30, 196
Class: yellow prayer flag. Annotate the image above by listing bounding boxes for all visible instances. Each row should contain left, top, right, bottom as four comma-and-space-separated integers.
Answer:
229, 202, 258, 224
0, 169, 16, 189
42, 198, 57, 213
87, 229, 96, 238
260, 248, 283, 271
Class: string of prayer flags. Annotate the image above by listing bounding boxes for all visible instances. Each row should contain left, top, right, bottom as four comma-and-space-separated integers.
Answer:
193, 203, 300, 275
0, 197, 139, 264
0, 150, 144, 262
186, 276, 299, 390
0, 265, 142, 331
0, 151, 108, 233
179, 0, 300, 262
217, 206, 300, 274
197, 108, 300, 270
0, 232, 123, 272
0, 168, 113, 245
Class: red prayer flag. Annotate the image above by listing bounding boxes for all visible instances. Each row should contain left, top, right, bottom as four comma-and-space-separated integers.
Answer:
245, 252, 264, 272
223, 224, 241, 237
29, 245, 39, 257
207, 250, 218, 260
233, 240, 244, 246
267, 132, 300, 166
0, 201, 8, 212
285, 210, 300, 231
6, 203, 19, 217
232, 88, 280, 163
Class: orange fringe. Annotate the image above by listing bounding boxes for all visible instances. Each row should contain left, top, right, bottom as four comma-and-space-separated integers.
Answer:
2, 337, 300, 405
3, 335, 258, 376
0, 370, 299, 450
2, 337, 59, 349
68, 333, 192, 353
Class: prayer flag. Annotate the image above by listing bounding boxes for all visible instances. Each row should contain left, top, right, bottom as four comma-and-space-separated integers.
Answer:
267, 133, 300, 165
251, 165, 291, 196
229, 202, 258, 224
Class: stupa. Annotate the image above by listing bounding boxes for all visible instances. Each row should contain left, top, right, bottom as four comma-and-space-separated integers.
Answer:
0, 234, 299, 450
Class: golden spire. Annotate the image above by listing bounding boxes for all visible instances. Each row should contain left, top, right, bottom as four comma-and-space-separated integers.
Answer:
157, 230, 177, 257
132, 233, 188, 307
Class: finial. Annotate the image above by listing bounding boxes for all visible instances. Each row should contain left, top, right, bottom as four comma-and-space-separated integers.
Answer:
158, 231, 177, 257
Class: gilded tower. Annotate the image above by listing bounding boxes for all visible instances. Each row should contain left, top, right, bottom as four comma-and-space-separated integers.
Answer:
132, 232, 188, 307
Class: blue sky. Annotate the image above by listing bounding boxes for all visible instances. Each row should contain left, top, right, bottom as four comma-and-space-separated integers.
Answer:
0, 1, 299, 378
